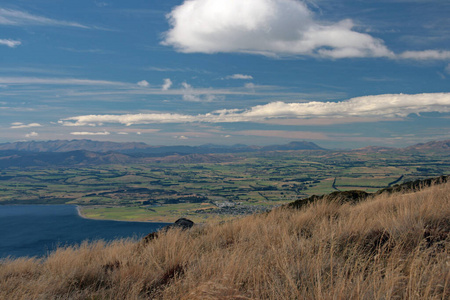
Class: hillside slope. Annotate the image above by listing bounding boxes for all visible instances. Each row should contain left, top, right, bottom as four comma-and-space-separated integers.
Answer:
1, 181, 449, 299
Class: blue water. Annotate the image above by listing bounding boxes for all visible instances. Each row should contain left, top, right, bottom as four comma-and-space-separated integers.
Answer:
0, 205, 169, 259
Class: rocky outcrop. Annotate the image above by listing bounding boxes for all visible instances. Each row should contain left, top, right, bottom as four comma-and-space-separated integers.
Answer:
143, 218, 194, 243
167, 218, 195, 230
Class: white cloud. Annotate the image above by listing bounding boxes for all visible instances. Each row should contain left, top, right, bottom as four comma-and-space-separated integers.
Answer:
137, 80, 150, 87
181, 82, 197, 101
174, 135, 189, 140
181, 82, 192, 89
181, 81, 219, 102
147, 67, 187, 72
0, 67, 70, 75
226, 74, 253, 80
162, 0, 450, 61
25, 132, 39, 138
0, 76, 340, 100
60, 93, 450, 126
162, 0, 393, 58
162, 78, 173, 90
10, 122, 42, 129
399, 50, 450, 60
0, 77, 124, 86
60, 47, 106, 54
235, 130, 327, 140
0, 8, 89, 28
0, 39, 21, 48
95, 2, 109, 8
146, 66, 211, 74
70, 131, 110, 136
245, 83, 256, 90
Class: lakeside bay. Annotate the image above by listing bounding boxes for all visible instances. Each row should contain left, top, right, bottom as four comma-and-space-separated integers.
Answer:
0, 205, 168, 259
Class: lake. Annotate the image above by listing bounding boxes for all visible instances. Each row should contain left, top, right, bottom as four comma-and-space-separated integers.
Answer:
0, 205, 169, 259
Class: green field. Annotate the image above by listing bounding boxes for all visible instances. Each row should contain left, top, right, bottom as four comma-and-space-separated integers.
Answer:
1, 149, 448, 222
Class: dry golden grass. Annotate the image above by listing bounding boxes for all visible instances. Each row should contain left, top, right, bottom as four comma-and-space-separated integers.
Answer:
1, 183, 449, 299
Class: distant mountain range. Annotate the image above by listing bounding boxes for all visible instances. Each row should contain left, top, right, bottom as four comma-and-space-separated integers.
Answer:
0, 140, 325, 168
0, 140, 150, 153
355, 140, 450, 153
0, 150, 134, 168
404, 140, 450, 151
0, 140, 324, 154
0, 139, 448, 168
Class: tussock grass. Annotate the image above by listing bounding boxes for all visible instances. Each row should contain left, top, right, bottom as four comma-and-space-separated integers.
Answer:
1, 183, 449, 299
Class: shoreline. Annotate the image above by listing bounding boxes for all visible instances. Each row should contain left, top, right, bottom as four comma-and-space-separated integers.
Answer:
2, 203, 223, 224
76, 205, 172, 224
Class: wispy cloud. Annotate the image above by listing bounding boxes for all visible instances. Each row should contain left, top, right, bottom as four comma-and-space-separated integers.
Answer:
261, 117, 402, 126
173, 135, 189, 140
234, 130, 327, 140
10, 122, 42, 129
146, 66, 210, 74
59, 93, 450, 126
59, 47, 108, 54
0, 39, 21, 48
0, 77, 125, 86
245, 83, 256, 91
0, 8, 90, 28
70, 131, 110, 136
399, 50, 450, 60
0, 76, 329, 102
225, 74, 253, 80
0, 67, 69, 75
146, 66, 188, 72
95, 2, 109, 8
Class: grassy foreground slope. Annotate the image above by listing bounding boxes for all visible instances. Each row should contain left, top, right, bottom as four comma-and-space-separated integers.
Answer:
1, 182, 449, 299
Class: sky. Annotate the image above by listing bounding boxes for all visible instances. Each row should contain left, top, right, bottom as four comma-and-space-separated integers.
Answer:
0, 0, 449, 149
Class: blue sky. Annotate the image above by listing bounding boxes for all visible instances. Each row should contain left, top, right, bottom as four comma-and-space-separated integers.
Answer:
0, 0, 449, 148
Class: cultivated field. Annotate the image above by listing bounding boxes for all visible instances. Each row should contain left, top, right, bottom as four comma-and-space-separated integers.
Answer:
1, 149, 448, 221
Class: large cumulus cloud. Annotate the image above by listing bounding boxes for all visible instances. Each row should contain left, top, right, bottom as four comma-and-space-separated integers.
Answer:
162, 0, 393, 58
